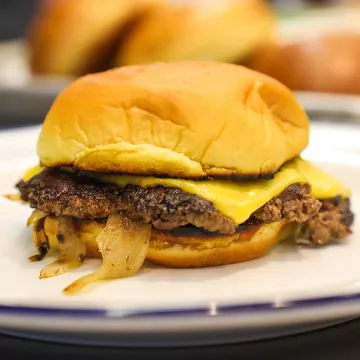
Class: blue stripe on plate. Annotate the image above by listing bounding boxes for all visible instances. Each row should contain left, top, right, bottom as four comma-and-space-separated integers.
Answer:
1, 291, 360, 319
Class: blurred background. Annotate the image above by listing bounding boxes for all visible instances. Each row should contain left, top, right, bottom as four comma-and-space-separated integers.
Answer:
1, 0, 360, 125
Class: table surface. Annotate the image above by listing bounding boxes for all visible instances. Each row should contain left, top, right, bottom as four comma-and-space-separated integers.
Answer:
1, 317, 360, 360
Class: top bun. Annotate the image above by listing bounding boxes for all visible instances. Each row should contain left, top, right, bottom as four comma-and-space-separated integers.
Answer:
28, 0, 163, 75
249, 32, 360, 94
38, 62, 309, 178
116, 0, 275, 66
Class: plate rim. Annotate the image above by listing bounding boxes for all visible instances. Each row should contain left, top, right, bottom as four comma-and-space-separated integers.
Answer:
1, 290, 360, 320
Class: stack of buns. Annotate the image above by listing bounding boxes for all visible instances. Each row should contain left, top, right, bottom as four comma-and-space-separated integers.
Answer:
116, 0, 275, 65
28, 1, 360, 93
28, 0, 275, 76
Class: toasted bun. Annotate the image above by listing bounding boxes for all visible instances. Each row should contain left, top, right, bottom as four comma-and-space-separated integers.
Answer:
249, 33, 360, 94
44, 217, 293, 267
38, 62, 309, 178
116, 0, 275, 66
146, 222, 293, 267
28, 0, 163, 75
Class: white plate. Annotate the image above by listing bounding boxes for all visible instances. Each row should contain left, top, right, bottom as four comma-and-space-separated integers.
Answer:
0, 123, 360, 347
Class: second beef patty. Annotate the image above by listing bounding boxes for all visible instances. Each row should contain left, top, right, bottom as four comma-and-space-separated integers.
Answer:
17, 169, 322, 235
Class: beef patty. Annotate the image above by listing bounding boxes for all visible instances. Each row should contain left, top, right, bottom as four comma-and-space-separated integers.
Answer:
18, 169, 321, 234
302, 196, 354, 245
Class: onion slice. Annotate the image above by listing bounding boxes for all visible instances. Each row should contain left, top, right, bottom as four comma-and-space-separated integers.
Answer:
29, 218, 49, 262
39, 217, 86, 279
63, 214, 151, 295
3, 193, 22, 202
27, 209, 47, 227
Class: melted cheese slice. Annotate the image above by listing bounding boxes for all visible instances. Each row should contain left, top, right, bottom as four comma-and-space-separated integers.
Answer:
22, 158, 350, 225
22, 165, 44, 182
95, 159, 305, 225
295, 159, 351, 199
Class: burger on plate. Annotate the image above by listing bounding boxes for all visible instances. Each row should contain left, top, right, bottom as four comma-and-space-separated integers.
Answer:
15, 62, 354, 294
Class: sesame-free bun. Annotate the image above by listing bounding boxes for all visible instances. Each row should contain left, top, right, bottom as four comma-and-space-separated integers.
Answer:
28, 0, 163, 75
146, 222, 292, 267
250, 33, 360, 94
116, 0, 275, 65
38, 62, 309, 178
44, 216, 292, 268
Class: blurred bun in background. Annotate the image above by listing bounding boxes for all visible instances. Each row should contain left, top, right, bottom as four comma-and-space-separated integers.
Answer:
28, 0, 163, 76
117, 0, 275, 65
249, 32, 360, 94
117, 0, 276, 65
27, 0, 276, 76
24, 0, 360, 96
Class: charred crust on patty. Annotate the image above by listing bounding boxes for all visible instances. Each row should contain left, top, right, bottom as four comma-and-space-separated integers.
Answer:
72, 167, 278, 181
160, 223, 263, 239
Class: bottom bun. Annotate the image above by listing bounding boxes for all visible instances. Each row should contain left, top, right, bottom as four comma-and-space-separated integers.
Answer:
148, 222, 293, 267
43, 216, 295, 268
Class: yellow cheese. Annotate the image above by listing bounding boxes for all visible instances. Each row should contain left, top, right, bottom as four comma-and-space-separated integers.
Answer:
22, 165, 44, 182
95, 159, 306, 225
22, 158, 350, 225
295, 159, 351, 199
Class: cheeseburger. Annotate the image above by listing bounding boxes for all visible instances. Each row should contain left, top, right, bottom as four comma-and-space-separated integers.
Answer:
15, 62, 354, 294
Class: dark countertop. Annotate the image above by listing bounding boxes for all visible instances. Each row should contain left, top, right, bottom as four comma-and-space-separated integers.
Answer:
0, 1, 36, 42
2, 318, 360, 360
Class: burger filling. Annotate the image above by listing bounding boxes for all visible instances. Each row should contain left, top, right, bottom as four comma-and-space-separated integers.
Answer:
17, 170, 353, 246
14, 157, 354, 294
17, 169, 321, 235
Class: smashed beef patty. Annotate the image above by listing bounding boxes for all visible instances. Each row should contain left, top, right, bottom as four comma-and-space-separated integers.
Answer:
302, 197, 354, 245
17, 169, 321, 235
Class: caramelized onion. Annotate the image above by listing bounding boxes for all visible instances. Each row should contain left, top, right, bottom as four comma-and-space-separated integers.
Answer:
40, 217, 86, 279
29, 218, 49, 262
27, 209, 47, 227
63, 214, 151, 295
3, 193, 22, 202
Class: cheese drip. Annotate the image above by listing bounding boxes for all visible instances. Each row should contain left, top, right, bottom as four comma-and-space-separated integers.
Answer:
294, 159, 351, 199
22, 165, 44, 181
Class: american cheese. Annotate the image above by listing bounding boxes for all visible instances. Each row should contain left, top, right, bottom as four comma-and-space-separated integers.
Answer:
22, 165, 44, 182
294, 159, 351, 199
95, 159, 305, 225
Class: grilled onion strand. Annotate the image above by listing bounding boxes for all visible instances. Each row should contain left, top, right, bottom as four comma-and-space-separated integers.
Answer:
63, 213, 151, 295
